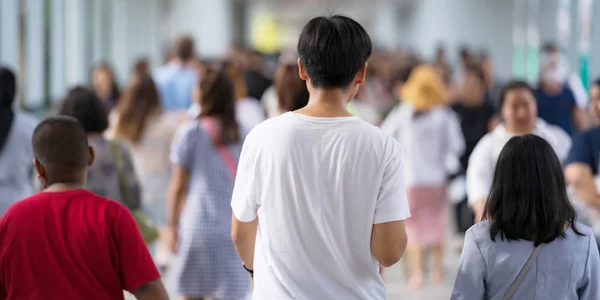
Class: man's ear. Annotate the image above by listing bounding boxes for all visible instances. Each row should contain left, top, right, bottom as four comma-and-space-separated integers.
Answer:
298, 58, 309, 81
88, 146, 95, 167
33, 159, 45, 178
354, 63, 368, 85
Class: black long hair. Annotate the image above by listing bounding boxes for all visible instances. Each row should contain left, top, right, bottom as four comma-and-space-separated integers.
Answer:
482, 134, 583, 246
0, 67, 17, 153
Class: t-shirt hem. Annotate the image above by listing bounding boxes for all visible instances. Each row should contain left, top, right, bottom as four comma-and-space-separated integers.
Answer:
373, 211, 410, 225
125, 273, 162, 293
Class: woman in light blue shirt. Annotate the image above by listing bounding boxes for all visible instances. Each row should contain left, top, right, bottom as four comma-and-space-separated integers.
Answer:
452, 134, 600, 300
0, 67, 37, 216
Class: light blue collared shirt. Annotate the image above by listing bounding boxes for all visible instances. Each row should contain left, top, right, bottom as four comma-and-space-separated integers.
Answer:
153, 63, 197, 111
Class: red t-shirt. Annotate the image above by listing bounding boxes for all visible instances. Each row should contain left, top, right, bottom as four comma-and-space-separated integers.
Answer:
0, 190, 160, 299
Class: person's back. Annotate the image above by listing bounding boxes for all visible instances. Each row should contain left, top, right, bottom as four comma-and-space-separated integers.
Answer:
0, 68, 37, 216
453, 134, 600, 300
238, 112, 408, 298
0, 116, 168, 300
153, 36, 197, 111
231, 15, 409, 300
457, 220, 598, 299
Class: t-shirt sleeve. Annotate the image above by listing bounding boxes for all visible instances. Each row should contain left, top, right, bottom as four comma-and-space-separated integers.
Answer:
231, 132, 261, 222
374, 139, 410, 224
565, 132, 594, 169
170, 123, 197, 169
451, 229, 486, 299
579, 234, 600, 299
112, 205, 161, 292
466, 137, 495, 205
548, 126, 572, 163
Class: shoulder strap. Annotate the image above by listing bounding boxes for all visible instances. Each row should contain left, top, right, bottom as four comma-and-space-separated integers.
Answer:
110, 140, 132, 209
200, 118, 238, 179
503, 244, 545, 300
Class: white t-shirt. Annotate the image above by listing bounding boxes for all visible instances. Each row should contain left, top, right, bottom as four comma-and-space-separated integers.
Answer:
466, 119, 571, 205
381, 104, 465, 186
231, 112, 410, 300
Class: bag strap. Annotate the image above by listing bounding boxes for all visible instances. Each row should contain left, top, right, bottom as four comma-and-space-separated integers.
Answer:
200, 118, 238, 179
110, 140, 132, 209
503, 244, 545, 300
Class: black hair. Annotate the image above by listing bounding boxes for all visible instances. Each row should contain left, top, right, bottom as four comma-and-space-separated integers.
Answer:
32, 116, 90, 185
297, 15, 372, 88
175, 35, 195, 61
58, 86, 109, 133
483, 134, 583, 246
497, 80, 535, 110
592, 78, 600, 89
0, 67, 17, 153
541, 42, 559, 53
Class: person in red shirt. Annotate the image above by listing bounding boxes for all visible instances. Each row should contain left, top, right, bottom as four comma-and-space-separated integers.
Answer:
0, 116, 169, 300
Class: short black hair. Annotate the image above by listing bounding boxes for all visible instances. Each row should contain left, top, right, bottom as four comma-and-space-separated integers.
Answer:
0, 67, 16, 108
483, 134, 583, 246
32, 116, 90, 184
592, 78, 600, 89
497, 80, 535, 110
297, 15, 372, 88
58, 86, 109, 133
541, 42, 559, 53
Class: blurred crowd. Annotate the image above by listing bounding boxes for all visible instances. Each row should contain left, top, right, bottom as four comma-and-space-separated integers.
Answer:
2, 28, 600, 298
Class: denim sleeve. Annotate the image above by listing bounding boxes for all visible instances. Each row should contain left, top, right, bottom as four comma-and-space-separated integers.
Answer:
451, 229, 486, 300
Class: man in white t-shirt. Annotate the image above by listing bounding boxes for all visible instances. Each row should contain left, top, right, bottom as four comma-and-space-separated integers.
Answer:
230, 15, 410, 299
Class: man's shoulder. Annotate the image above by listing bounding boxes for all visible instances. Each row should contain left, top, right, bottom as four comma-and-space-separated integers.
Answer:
576, 126, 600, 142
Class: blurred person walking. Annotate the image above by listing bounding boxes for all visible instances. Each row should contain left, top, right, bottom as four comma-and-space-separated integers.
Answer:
58, 87, 142, 211
224, 60, 266, 130
107, 73, 181, 268
153, 35, 198, 112
231, 15, 409, 299
91, 62, 121, 112
0, 116, 169, 300
0, 67, 37, 217
535, 43, 590, 135
467, 81, 571, 222
450, 65, 497, 235
167, 69, 250, 300
261, 50, 309, 118
381, 65, 465, 289
452, 134, 600, 300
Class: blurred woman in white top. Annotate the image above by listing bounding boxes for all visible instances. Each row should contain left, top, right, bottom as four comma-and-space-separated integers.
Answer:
107, 72, 181, 265
467, 80, 571, 221
0, 67, 37, 216
381, 65, 465, 289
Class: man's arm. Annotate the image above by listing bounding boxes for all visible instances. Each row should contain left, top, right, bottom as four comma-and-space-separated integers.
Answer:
132, 279, 170, 300
231, 216, 258, 270
371, 220, 407, 267
565, 163, 600, 207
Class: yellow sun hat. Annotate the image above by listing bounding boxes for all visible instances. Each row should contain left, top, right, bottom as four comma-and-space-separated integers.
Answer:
401, 64, 449, 111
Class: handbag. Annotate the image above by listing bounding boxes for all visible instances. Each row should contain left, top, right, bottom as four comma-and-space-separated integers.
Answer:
110, 140, 159, 244
200, 118, 238, 178
503, 244, 545, 300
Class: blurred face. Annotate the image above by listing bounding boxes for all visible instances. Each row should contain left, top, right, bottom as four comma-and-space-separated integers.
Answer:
589, 85, 600, 125
92, 68, 113, 100
460, 73, 484, 103
501, 88, 537, 134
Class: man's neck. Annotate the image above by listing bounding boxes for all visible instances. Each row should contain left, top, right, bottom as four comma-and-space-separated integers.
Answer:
44, 182, 86, 193
295, 88, 354, 118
